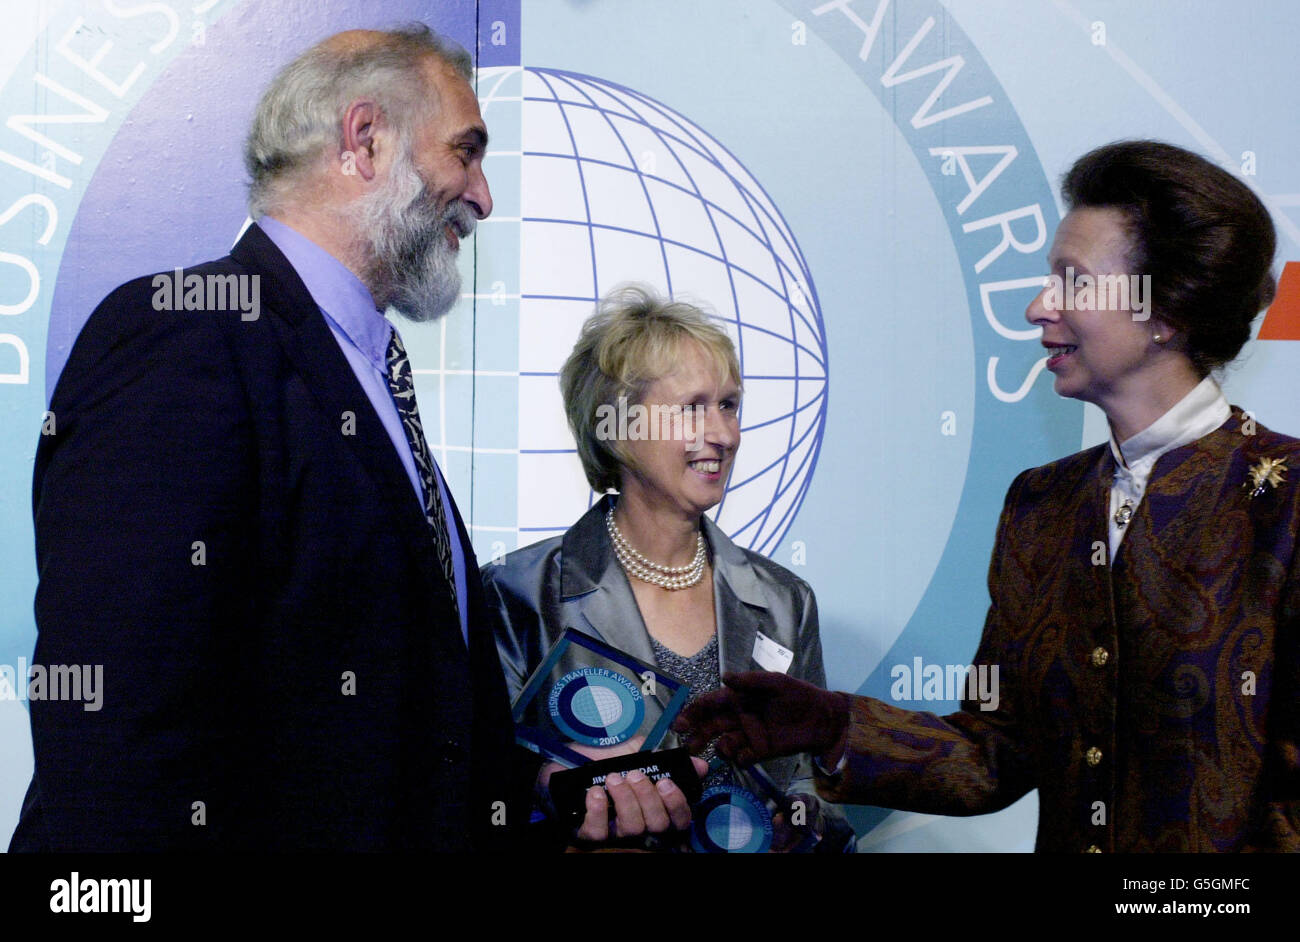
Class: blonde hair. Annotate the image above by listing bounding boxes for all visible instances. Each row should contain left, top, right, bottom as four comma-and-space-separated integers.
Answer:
560, 284, 742, 492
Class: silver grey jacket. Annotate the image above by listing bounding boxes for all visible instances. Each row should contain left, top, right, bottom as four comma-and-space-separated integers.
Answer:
482, 495, 851, 848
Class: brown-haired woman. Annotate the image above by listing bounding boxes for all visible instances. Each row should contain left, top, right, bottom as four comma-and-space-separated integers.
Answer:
680, 140, 1299, 853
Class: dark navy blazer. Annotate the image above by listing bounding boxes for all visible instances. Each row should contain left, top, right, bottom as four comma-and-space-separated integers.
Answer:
10, 224, 519, 851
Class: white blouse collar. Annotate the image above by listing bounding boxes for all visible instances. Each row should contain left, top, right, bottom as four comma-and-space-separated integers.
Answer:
1109, 375, 1230, 475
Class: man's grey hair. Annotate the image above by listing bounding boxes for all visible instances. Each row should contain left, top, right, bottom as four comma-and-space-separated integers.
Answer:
244, 24, 472, 217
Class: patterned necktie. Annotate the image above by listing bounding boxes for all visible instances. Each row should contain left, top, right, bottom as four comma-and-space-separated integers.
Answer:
385, 327, 459, 620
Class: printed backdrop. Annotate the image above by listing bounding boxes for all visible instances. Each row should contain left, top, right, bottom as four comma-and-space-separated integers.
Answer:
1, 0, 1298, 850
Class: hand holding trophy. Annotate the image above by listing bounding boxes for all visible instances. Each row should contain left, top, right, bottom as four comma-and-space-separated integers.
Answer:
537, 734, 708, 845
513, 628, 705, 850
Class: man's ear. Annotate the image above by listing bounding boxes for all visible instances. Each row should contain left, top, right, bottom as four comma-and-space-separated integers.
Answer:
341, 99, 380, 182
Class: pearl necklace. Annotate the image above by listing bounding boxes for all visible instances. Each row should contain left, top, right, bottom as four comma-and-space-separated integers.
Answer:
606, 508, 706, 590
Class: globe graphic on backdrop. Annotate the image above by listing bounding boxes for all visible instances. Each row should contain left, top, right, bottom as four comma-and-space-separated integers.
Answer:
470, 66, 828, 555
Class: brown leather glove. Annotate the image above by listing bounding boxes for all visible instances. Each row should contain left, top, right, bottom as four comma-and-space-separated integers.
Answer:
674, 671, 852, 769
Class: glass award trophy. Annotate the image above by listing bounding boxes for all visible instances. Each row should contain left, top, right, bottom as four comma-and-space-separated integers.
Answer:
512, 627, 690, 769
689, 765, 779, 854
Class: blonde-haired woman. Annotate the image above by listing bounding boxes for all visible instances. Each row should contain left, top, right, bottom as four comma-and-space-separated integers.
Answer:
483, 285, 850, 851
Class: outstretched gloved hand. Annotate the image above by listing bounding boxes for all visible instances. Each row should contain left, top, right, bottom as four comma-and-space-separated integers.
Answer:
674, 671, 852, 769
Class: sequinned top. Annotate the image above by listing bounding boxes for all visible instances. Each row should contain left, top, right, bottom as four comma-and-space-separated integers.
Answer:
650, 633, 732, 789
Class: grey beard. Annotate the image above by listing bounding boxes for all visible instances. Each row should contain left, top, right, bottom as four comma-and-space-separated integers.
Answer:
357, 153, 475, 323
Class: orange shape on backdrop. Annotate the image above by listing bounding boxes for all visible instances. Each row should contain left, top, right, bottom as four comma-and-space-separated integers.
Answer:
1258, 261, 1300, 340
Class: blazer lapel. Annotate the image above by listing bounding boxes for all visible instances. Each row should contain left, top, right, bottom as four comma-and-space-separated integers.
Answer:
704, 515, 767, 675
558, 497, 658, 665
1140, 412, 1243, 541
231, 224, 435, 562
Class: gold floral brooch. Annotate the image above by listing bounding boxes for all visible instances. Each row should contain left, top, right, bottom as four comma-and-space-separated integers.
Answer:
1245, 456, 1288, 498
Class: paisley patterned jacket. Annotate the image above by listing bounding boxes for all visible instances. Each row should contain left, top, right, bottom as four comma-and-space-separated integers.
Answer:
816, 410, 1300, 852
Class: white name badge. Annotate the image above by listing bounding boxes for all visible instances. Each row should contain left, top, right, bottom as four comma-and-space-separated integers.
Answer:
751, 631, 794, 674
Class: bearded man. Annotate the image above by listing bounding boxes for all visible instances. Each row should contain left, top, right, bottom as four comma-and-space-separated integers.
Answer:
9, 25, 520, 851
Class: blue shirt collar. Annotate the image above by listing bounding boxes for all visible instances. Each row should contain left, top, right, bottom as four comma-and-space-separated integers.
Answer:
258, 215, 391, 368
